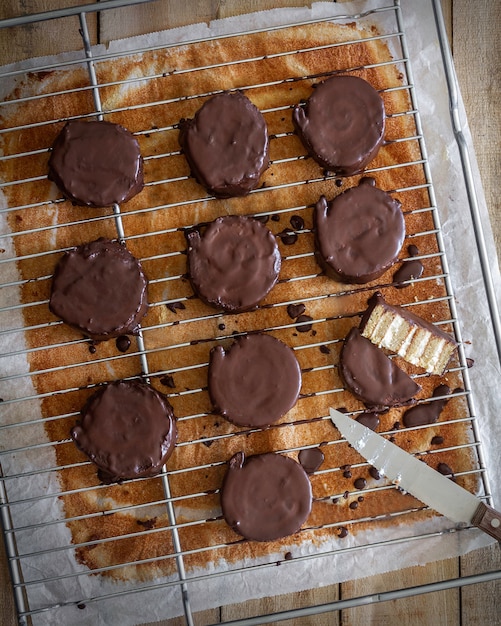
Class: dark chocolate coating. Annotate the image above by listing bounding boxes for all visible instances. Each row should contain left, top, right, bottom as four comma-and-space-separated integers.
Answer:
340, 327, 421, 409
71, 380, 177, 482
187, 215, 281, 313
208, 333, 301, 428
298, 447, 324, 474
49, 238, 148, 341
179, 91, 269, 197
292, 75, 385, 176
221, 452, 312, 542
314, 178, 405, 284
48, 120, 143, 207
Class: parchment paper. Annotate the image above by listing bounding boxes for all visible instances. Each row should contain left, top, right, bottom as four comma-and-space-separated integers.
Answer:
1, 1, 500, 624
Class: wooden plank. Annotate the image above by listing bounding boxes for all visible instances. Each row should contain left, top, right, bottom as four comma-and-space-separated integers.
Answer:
0, 0, 98, 65
451, 0, 501, 252
460, 543, 501, 626
340, 559, 460, 625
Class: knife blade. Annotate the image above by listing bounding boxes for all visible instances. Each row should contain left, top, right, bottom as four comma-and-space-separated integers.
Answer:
329, 407, 501, 541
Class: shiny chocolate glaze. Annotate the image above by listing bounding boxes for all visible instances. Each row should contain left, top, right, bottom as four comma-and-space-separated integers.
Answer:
179, 91, 269, 197
314, 178, 405, 284
292, 75, 385, 175
187, 215, 281, 313
356, 411, 380, 431
298, 447, 324, 474
402, 384, 451, 428
209, 333, 301, 428
221, 451, 312, 542
49, 238, 148, 341
48, 120, 143, 207
71, 380, 177, 482
340, 327, 421, 409
360, 292, 457, 345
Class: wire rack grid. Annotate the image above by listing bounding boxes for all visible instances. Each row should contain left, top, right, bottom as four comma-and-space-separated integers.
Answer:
0, 1, 500, 625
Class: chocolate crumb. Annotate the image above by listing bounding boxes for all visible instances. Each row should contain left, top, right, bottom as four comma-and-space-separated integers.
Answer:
278, 228, 298, 245
271, 214, 280, 222
369, 467, 381, 480
77, 603, 86, 610
166, 301, 186, 314
295, 314, 313, 332
466, 358, 474, 368
287, 303, 306, 319
319, 344, 331, 354
431, 435, 444, 445
284, 551, 293, 560
160, 375, 176, 388
290, 215, 305, 230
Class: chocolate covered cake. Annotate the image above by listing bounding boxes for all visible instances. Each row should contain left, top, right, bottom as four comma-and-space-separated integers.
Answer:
360, 292, 458, 375
208, 333, 302, 428
340, 327, 421, 409
48, 120, 144, 207
187, 215, 281, 313
49, 237, 148, 341
292, 75, 385, 176
314, 177, 405, 283
220, 451, 312, 542
71, 380, 177, 483
179, 91, 269, 197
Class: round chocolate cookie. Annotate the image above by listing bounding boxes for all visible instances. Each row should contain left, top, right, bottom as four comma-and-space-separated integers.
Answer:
187, 215, 281, 313
209, 333, 301, 428
314, 178, 405, 284
48, 120, 143, 207
71, 380, 177, 483
49, 238, 148, 341
340, 327, 421, 409
221, 452, 312, 542
179, 91, 269, 197
292, 75, 385, 176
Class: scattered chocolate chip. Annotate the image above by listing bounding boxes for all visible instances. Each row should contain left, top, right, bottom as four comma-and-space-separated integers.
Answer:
284, 551, 293, 560
393, 421, 401, 430
137, 517, 157, 530
349, 501, 358, 510
254, 214, 269, 224
408, 244, 419, 256
354, 477, 366, 490
466, 358, 474, 368
218, 323, 226, 330
295, 314, 313, 332
335, 179, 343, 187
338, 526, 348, 538
369, 466, 381, 480
357, 496, 364, 502
343, 469, 352, 479
290, 215, 305, 230
202, 439, 214, 448
88, 343, 97, 354
287, 303, 306, 319
77, 603, 86, 610
278, 228, 298, 245
343, 490, 349, 499
160, 375, 176, 388
271, 214, 280, 222
437, 462, 454, 477
166, 301, 186, 314
115, 335, 131, 352
319, 344, 331, 354
431, 435, 444, 445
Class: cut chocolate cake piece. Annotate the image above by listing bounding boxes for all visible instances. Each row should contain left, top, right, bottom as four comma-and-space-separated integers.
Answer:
340, 327, 421, 409
359, 292, 457, 375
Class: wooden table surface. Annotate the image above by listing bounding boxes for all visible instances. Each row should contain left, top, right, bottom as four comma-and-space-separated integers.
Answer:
1, 1, 500, 624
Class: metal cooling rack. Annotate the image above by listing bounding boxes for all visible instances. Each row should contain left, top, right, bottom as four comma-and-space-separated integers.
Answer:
1, 1, 500, 625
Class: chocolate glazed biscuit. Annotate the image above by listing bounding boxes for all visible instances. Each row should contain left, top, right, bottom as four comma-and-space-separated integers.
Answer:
208, 333, 302, 428
186, 215, 281, 313
179, 91, 269, 197
293, 75, 385, 176
314, 178, 405, 284
71, 380, 177, 483
221, 451, 312, 542
49, 238, 148, 341
48, 120, 144, 207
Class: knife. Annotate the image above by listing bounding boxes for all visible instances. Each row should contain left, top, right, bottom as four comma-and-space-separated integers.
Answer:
329, 407, 501, 541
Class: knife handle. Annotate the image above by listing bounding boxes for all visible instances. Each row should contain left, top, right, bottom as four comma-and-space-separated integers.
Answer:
471, 502, 501, 541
